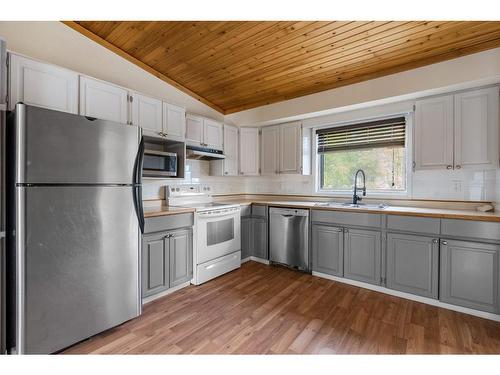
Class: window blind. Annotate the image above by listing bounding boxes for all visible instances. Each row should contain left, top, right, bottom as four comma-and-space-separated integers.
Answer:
317, 116, 406, 154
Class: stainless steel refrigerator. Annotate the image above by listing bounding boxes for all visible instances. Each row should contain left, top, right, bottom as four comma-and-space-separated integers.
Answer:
6, 103, 144, 354
1, 37, 7, 355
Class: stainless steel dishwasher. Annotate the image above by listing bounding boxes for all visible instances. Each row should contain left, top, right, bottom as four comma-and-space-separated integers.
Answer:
269, 207, 310, 271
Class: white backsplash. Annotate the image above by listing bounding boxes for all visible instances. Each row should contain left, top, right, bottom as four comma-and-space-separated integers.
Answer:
143, 160, 500, 204
142, 160, 247, 200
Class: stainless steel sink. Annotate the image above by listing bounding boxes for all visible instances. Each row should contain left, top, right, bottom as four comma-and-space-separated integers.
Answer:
313, 201, 388, 209
313, 201, 344, 207
341, 202, 389, 209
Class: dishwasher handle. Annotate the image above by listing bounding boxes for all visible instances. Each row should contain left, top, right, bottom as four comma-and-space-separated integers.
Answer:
269, 207, 310, 217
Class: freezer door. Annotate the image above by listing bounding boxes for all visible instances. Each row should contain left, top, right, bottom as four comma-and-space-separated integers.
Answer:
16, 186, 141, 354
14, 104, 141, 184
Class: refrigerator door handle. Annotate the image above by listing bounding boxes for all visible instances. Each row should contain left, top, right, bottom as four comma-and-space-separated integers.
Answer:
133, 137, 145, 233
134, 137, 144, 186
134, 185, 144, 234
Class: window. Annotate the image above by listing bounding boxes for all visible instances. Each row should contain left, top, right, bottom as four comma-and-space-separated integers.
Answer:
317, 116, 407, 193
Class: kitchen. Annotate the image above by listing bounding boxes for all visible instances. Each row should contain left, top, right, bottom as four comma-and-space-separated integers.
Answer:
1, 3, 500, 372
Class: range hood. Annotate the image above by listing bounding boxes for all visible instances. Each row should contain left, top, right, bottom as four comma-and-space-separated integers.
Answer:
186, 145, 225, 160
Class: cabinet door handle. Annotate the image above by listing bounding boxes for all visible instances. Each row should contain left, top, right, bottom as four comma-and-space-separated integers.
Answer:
343, 228, 349, 233
455, 165, 461, 169
336, 228, 343, 232
432, 239, 438, 244
441, 240, 448, 245
446, 165, 453, 170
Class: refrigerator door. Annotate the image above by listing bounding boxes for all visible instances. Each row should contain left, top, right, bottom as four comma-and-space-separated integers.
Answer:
0, 111, 4, 354
15, 104, 141, 184
16, 186, 141, 354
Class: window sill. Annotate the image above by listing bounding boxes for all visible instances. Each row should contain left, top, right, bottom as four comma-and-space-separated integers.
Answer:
315, 190, 409, 200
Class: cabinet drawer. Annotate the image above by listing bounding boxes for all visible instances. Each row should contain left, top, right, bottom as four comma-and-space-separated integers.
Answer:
144, 213, 194, 234
387, 215, 440, 234
197, 251, 241, 285
252, 204, 268, 217
441, 219, 500, 242
311, 210, 381, 228
240, 204, 251, 217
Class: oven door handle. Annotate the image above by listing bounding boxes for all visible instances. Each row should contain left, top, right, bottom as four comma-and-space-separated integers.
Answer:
198, 211, 239, 219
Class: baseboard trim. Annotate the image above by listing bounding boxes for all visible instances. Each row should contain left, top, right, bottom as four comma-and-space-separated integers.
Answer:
248, 256, 270, 265
241, 256, 251, 264
142, 281, 191, 305
312, 271, 500, 322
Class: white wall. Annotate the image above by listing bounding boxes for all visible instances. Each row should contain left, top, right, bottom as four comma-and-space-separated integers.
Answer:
0, 21, 224, 121
226, 47, 500, 127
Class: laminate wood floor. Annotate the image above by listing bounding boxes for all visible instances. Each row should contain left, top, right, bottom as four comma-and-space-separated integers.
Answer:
63, 261, 500, 354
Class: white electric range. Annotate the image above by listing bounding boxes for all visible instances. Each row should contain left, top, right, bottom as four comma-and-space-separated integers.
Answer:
166, 184, 241, 285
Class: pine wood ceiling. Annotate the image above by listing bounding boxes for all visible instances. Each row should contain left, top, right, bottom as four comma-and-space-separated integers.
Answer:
64, 21, 500, 114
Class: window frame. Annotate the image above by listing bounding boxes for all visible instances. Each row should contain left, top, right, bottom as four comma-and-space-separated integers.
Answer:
313, 113, 413, 198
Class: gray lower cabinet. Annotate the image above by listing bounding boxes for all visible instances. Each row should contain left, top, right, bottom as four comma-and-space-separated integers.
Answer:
440, 239, 500, 313
343, 228, 381, 285
252, 217, 268, 259
386, 233, 439, 299
241, 217, 252, 259
142, 233, 169, 298
169, 229, 193, 288
312, 224, 344, 276
142, 228, 193, 299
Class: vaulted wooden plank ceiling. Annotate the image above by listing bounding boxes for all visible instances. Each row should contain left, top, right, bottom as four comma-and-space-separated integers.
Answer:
63, 21, 500, 114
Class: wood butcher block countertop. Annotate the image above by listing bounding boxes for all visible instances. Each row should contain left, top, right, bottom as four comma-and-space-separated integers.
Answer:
215, 196, 500, 223
143, 206, 195, 218
142, 195, 500, 222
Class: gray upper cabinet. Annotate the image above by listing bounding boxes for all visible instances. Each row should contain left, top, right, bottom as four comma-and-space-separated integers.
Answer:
312, 225, 343, 277
252, 217, 268, 259
414, 95, 454, 170
343, 228, 381, 285
241, 217, 252, 260
440, 239, 500, 313
414, 87, 499, 171
142, 233, 169, 298
386, 233, 439, 299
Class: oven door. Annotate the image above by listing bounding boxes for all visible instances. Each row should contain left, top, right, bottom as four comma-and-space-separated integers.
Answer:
197, 208, 241, 264
142, 150, 177, 177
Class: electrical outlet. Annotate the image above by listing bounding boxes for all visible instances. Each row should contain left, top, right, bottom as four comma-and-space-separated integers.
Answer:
452, 180, 462, 193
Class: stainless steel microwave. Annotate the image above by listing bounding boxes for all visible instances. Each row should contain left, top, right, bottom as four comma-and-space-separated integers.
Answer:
142, 149, 177, 177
